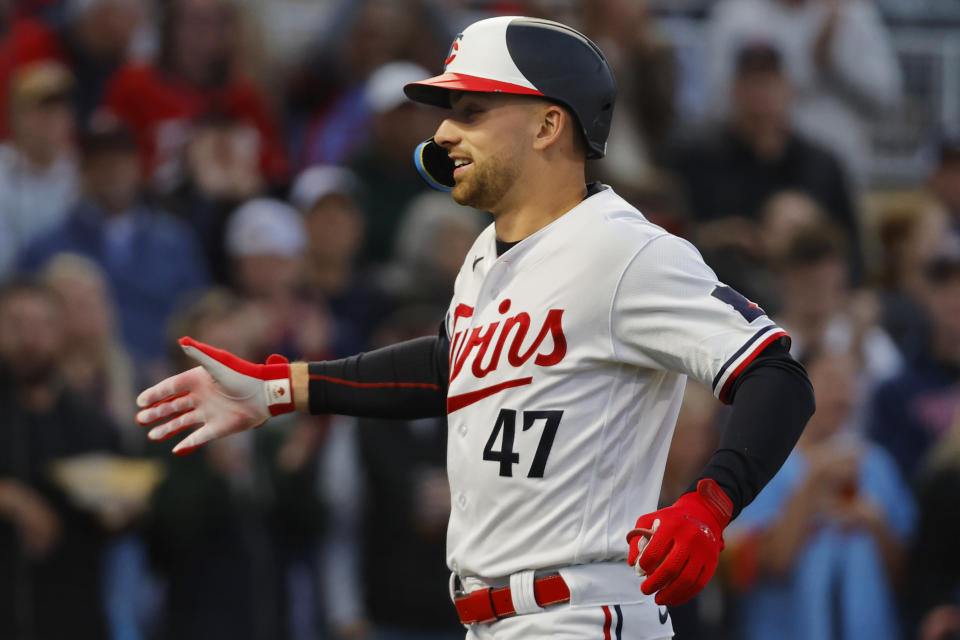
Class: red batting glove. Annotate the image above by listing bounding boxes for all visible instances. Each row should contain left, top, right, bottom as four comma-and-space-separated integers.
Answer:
626, 478, 734, 605
135, 337, 297, 456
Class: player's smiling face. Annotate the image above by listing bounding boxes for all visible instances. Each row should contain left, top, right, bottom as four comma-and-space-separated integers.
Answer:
433, 91, 538, 212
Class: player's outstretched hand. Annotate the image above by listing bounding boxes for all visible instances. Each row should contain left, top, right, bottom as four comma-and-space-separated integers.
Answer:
626, 478, 733, 606
136, 337, 297, 456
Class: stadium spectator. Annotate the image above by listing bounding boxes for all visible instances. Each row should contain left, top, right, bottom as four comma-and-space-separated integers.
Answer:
0, 61, 78, 278
775, 223, 902, 431
347, 61, 440, 265
162, 112, 267, 284
667, 40, 860, 273
693, 189, 825, 311
378, 191, 486, 308
0, 15, 63, 139
872, 191, 951, 362
292, 165, 362, 293
581, 0, 677, 183
919, 605, 960, 640
42, 253, 138, 450
906, 411, 960, 640
759, 190, 825, 265
224, 197, 336, 361
286, 0, 449, 169
0, 0, 147, 136
870, 239, 960, 483
0, 279, 119, 639
43, 252, 158, 640
725, 351, 915, 640
927, 132, 960, 238
20, 115, 209, 379
102, 0, 287, 191
255, 408, 329, 640
291, 165, 394, 352
706, 0, 902, 188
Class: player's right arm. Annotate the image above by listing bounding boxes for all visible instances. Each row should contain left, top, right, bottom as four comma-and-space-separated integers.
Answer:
136, 333, 449, 455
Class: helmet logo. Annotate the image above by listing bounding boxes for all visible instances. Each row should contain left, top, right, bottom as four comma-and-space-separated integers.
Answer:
444, 34, 463, 68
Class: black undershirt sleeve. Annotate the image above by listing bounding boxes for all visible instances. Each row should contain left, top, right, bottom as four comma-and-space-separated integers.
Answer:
693, 339, 815, 519
307, 330, 450, 419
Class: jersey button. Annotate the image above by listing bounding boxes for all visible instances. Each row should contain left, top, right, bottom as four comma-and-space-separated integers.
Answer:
458, 423, 468, 436
456, 492, 468, 509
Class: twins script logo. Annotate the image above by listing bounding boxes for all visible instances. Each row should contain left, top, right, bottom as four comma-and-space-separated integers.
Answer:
446, 299, 566, 412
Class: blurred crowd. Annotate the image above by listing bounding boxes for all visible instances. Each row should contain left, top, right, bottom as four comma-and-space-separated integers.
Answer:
0, 0, 958, 639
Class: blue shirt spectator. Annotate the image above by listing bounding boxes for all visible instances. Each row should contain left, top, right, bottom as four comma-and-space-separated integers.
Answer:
20, 117, 209, 373
0, 62, 79, 278
870, 354, 960, 484
726, 352, 916, 640
21, 198, 208, 369
730, 445, 916, 640
870, 247, 960, 484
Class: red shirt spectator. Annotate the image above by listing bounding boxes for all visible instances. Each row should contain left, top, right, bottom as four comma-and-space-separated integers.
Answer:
103, 63, 287, 189
0, 18, 66, 137
0, 1, 147, 139
101, 0, 287, 189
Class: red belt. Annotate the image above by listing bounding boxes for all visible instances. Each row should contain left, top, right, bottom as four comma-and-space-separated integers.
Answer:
454, 572, 571, 624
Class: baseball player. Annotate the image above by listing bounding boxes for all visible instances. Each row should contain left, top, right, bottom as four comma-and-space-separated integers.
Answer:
136, 16, 815, 639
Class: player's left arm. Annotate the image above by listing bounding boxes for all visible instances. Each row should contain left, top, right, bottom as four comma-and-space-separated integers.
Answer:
627, 341, 814, 605
693, 338, 814, 521
613, 233, 815, 605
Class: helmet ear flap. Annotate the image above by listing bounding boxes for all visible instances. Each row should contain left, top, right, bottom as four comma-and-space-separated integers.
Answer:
414, 138, 455, 191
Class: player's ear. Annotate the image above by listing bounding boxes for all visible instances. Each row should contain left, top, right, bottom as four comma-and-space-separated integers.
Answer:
531, 103, 566, 153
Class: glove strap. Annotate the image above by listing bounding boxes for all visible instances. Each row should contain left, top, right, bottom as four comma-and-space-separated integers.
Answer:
695, 478, 734, 529
265, 378, 295, 415
263, 355, 295, 416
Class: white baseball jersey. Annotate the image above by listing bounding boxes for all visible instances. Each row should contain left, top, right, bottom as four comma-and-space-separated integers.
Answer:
443, 185, 787, 580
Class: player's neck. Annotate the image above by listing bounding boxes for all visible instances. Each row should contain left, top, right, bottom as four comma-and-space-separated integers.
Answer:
491, 165, 587, 243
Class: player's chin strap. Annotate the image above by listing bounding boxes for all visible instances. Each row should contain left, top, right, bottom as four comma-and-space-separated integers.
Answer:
414, 138, 454, 192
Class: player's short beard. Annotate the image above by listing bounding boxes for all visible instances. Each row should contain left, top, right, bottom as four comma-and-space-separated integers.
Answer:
450, 148, 520, 212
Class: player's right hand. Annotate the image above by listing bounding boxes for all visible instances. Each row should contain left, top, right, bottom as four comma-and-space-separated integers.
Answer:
136, 337, 298, 456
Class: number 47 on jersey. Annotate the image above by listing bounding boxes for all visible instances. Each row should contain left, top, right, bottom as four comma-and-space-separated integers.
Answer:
482, 409, 563, 478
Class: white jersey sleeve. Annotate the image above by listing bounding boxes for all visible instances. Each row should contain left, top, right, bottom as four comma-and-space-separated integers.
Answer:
611, 233, 789, 403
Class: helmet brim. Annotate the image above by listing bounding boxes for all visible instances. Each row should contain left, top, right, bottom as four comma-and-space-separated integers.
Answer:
404, 72, 544, 108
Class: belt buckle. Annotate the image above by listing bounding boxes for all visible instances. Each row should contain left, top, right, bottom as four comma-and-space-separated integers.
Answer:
452, 573, 468, 599
454, 588, 499, 624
